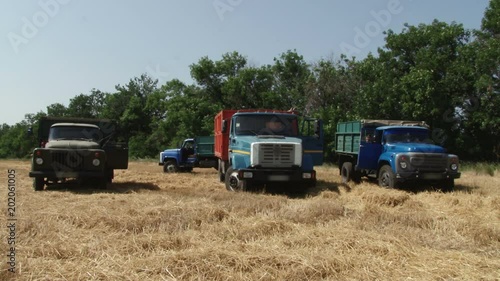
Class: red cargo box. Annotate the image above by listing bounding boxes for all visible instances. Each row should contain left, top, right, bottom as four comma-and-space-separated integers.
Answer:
214, 110, 237, 161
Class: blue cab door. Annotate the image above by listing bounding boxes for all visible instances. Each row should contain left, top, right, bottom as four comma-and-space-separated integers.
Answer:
357, 128, 382, 170
300, 118, 324, 165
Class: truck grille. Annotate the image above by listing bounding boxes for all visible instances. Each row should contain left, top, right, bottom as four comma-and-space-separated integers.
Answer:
410, 154, 447, 171
258, 143, 295, 167
51, 151, 85, 170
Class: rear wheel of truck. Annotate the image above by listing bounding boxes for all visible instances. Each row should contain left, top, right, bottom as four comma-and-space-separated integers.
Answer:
378, 165, 398, 189
218, 159, 225, 182
225, 167, 245, 192
164, 160, 179, 173
341, 162, 360, 183
33, 177, 44, 191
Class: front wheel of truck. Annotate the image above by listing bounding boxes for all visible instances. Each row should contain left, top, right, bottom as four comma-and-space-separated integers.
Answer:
440, 178, 454, 192
33, 177, 44, 191
225, 167, 245, 192
378, 165, 398, 189
164, 160, 179, 173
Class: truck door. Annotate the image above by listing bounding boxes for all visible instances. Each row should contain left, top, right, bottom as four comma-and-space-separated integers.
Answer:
300, 118, 324, 165
357, 127, 382, 170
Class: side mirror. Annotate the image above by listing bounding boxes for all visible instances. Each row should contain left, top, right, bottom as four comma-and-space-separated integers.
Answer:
221, 120, 227, 134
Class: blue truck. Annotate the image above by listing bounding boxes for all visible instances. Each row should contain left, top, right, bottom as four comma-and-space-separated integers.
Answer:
335, 120, 460, 191
158, 136, 218, 172
215, 109, 324, 191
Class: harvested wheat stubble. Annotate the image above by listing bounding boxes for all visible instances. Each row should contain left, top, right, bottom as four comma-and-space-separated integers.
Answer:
0, 160, 499, 280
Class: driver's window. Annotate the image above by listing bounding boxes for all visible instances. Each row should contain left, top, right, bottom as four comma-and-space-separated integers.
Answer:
361, 128, 376, 143
183, 141, 194, 149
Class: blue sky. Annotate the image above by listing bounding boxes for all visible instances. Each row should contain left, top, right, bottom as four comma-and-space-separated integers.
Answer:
0, 0, 491, 125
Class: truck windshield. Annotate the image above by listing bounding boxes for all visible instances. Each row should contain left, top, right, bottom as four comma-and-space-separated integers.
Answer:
384, 129, 432, 144
234, 114, 298, 137
49, 126, 102, 141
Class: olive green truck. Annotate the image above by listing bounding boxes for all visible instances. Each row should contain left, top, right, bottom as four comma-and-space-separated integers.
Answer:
29, 117, 129, 190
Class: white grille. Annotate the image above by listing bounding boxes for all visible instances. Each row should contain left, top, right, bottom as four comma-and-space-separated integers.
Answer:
253, 143, 299, 168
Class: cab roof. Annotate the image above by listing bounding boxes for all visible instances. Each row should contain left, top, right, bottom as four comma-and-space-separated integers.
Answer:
51, 123, 100, 129
376, 126, 429, 131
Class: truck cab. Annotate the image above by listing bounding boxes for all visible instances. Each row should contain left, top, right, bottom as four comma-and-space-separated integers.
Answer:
215, 109, 324, 191
159, 136, 217, 172
336, 120, 460, 191
29, 117, 128, 190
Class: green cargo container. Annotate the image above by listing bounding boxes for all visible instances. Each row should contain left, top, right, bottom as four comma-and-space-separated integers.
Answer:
335, 121, 362, 154
194, 136, 215, 158
335, 120, 427, 154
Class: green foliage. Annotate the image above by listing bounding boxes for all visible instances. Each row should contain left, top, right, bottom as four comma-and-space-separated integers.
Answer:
460, 161, 499, 176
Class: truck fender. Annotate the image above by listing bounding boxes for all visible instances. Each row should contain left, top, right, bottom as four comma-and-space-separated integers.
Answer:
301, 154, 314, 171
378, 153, 396, 172
230, 153, 249, 170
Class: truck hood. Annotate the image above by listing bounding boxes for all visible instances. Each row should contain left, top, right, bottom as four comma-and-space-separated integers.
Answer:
386, 143, 445, 153
234, 136, 302, 150
162, 148, 180, 155
45, 140, 101, 149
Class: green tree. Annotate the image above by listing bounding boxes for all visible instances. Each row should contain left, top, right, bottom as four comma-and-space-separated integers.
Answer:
67, 89, 107, 118
353, 21, 474, 153
460, 0, 500, 160
272, 50, 311, 110
46, 103, 69, 117
190, 51, 247, 107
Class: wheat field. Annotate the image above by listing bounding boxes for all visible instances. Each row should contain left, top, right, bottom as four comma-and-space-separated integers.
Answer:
0, 159, 499, 281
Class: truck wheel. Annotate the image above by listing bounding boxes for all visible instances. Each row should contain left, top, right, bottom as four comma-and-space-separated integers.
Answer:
218, 159, 225, 182
341, 162, 353, 183
440, 178, 454, 192
164, 160, 179, 173
225, 167, 244, 191
378, 165, 398, 189
97, 178, 108, 190
33, 177, 44, 191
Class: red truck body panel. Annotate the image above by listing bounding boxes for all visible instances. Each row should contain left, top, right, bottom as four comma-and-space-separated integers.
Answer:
214, 110, 237, 161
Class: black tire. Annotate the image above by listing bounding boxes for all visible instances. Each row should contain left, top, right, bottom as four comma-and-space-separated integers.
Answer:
378, 165, 398, 189
225, 167, 244, 192
97, 178, 108, 190
440, 178, 454, 192
164, 160, 179, 173
341, 162, 353, 183
33, 177, 44, 191
218, 159, 225, 182
106, 169, 113, 183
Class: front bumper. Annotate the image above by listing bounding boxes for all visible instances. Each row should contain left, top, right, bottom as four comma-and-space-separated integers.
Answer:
396, 171, 461, 181
29, 170, 106, 179
237, 168, 316, 184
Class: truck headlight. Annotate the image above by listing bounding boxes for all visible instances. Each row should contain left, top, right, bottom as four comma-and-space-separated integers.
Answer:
450, 163, 458, 171
302, 172, 312, 179
35, 157, 44, 165
400, 161, 408, 169
92, 159, 101, 166
242, 172, 253, 178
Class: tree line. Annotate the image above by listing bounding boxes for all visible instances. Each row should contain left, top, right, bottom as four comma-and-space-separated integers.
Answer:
1, 1, 499, 161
